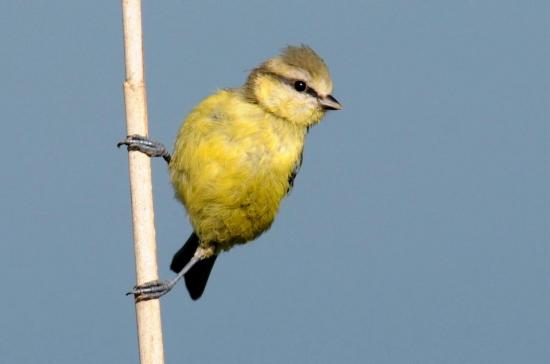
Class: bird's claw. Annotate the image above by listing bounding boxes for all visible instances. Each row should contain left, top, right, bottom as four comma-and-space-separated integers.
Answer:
117, 135, 171, 162
127, 279, 173, 302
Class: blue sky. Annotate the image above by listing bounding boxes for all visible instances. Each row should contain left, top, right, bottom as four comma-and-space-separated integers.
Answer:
1, 1, 548, 363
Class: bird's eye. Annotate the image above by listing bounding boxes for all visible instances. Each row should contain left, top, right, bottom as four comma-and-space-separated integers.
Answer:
294, 80, 307, 92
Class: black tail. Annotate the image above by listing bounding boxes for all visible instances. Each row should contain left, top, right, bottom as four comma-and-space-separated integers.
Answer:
170, 232, 217, 300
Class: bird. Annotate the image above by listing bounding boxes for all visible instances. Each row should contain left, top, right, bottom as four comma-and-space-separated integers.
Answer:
118, 45, 341, 301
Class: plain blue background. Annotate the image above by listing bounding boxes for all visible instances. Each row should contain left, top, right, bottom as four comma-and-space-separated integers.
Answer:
1, 1, 548, 363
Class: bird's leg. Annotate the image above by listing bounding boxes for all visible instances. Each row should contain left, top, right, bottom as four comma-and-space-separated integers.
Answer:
117, 134, 171, 164
128, 256, 200, 301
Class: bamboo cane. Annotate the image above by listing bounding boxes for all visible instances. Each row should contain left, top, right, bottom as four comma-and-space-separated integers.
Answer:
121, 0, 165, 363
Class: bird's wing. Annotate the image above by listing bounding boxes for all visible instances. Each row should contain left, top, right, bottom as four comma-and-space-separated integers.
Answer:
287, 148, 304, 192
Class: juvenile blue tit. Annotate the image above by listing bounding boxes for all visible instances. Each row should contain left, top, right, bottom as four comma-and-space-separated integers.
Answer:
119, 45, 341, 300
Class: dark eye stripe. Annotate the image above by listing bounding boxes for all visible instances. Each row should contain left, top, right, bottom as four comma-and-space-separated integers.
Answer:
263, 71, 320, 99
304, 86, 318, 98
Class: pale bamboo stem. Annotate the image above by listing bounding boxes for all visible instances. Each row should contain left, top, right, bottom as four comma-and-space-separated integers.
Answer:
121, 0, 165, 363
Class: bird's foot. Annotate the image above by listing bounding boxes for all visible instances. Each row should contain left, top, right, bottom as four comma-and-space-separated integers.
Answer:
117, 134, 171, 163
127, 280, 174, 301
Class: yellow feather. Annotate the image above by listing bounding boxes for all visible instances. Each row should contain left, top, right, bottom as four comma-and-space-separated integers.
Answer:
125, 45, 339, 300
170, 89, 307, 255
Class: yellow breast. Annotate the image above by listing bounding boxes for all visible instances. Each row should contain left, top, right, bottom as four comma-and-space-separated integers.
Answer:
169, 90, 306, 252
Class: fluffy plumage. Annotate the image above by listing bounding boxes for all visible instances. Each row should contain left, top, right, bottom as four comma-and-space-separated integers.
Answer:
169, 45, 340, 299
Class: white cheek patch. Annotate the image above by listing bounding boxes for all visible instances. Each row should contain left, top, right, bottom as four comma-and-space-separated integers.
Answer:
292, 93, 318, 118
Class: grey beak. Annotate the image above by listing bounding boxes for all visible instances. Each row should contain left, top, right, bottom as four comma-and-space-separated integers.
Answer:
320, 94, 342, 110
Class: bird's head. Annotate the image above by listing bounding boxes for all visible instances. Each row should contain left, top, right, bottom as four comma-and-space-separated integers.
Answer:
244, 45, 341, 127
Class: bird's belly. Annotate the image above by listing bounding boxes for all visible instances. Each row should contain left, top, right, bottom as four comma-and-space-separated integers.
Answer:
185, 171, 287, 250
170, 105, 305, 252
